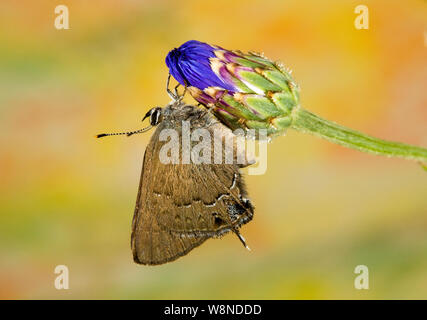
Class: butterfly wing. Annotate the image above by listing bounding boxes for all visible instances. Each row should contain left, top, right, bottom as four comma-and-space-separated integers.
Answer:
131, 105, 254, 265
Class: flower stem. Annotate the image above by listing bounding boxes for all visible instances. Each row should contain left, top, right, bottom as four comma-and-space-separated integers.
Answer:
291, 107, 427, 163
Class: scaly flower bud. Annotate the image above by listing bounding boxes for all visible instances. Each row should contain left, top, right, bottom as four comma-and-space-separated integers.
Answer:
166, 40, 299, 136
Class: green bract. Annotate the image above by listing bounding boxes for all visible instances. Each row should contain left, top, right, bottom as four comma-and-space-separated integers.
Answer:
187, 50, 300, 137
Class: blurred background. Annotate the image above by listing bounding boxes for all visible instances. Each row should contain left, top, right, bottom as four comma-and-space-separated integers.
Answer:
1, 0, 426, 299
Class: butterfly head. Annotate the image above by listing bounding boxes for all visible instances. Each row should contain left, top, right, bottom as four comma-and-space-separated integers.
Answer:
142, 107, 163, 126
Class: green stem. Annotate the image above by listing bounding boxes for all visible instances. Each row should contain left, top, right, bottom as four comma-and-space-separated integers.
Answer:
291, 107, 427, 163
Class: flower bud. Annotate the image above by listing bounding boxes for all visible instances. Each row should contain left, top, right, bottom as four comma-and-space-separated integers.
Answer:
166, 40, 300, 137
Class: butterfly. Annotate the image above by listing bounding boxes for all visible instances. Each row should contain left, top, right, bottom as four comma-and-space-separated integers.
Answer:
97, 101, 254, 265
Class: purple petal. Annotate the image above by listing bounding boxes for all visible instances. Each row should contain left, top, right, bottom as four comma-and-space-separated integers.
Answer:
165, 40, 236, 91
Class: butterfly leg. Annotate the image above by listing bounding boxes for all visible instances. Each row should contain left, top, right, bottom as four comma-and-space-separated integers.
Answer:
166, 74, 178, 101
174, 82, 189, 102
233, 228, 251, 251
173, 83, 181, 98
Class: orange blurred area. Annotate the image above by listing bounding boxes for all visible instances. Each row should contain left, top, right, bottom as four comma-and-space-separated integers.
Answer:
0, 0, 426, 299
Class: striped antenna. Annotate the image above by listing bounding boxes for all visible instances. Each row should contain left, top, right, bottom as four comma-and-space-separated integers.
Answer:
95, 125, 152, 139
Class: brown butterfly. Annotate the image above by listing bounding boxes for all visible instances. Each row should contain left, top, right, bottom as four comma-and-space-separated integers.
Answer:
97, 101, 254, 265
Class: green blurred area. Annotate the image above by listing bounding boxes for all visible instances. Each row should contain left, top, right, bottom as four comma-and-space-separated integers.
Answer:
0, 0, 426, 299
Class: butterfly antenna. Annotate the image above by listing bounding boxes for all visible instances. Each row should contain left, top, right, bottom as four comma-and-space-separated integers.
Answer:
95, 125, 152, 139
233, 229, 251, 251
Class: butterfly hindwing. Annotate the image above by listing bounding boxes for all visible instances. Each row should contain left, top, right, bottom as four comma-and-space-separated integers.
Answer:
131, 103, 254, 265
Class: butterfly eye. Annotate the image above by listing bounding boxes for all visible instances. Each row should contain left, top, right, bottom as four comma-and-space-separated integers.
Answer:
142, 107, 162, 126
149, 107, 162, 126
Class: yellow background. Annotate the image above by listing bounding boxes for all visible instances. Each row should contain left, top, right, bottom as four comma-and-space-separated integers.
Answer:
1, 0, 426, 299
